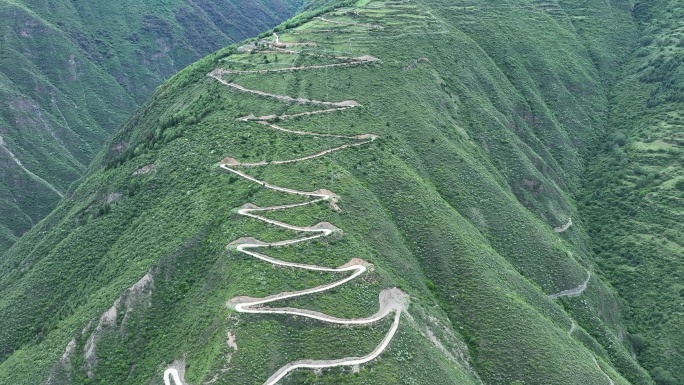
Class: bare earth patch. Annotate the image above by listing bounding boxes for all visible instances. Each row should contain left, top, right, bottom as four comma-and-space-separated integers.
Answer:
132, 163, 156, 176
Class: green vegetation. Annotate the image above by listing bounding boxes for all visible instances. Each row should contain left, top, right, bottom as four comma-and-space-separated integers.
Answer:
1, 0, 678, 384
0, 0, 303, 253
581, 0, 684, 383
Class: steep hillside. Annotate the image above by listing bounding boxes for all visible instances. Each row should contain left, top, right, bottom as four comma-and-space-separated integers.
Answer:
0, 0, 656, 384
582, 1, 684, 383
0, 0, 302, 253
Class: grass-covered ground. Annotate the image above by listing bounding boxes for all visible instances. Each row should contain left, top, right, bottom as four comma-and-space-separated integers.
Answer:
581, 1, 684, 383
0, 0, 661, 384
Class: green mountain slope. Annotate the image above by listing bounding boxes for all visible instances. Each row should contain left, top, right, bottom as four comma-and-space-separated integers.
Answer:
581, 1, 684, 383
0, 0, 303, 253
0, 0, 659, 384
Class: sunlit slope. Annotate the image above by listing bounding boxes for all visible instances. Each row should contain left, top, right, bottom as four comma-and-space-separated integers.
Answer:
0, 0, 652, 384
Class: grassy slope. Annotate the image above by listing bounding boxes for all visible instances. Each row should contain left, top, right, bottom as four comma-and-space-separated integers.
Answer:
581, 1, 684, 383
0, 0, 302, 253
0, 0, 654, 384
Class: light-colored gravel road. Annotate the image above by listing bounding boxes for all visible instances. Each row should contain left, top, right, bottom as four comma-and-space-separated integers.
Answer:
164, 34, 404, 385
549, 271, 591, 300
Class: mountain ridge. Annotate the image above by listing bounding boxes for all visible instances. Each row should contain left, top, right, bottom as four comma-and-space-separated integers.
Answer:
0, 0, 672, 383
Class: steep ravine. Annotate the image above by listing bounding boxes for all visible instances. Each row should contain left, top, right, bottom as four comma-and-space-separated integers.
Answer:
0, 0, 303, 253
0, 0, 656, 384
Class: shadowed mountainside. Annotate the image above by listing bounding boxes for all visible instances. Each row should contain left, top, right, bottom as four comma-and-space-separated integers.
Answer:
581, 1, 684, 383
0, 0, 303, 253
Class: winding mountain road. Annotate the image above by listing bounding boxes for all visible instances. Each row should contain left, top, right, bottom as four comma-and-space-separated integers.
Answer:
210, 55, 379, 75
164, 35, 406, 385
164, 368, 185, 385
592, 356, 615, 385
273, 32, 316, 48
549, 271, 591, 299
554, 218, 572, 233
210, 75, 361, 106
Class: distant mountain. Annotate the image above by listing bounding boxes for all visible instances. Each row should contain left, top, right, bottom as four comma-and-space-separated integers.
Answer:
0, 0, 303, 253
1, 0, 668, 384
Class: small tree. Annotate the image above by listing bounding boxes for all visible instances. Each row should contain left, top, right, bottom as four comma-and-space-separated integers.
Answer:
674, 178, 684, 191
652, 367, 676, 385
